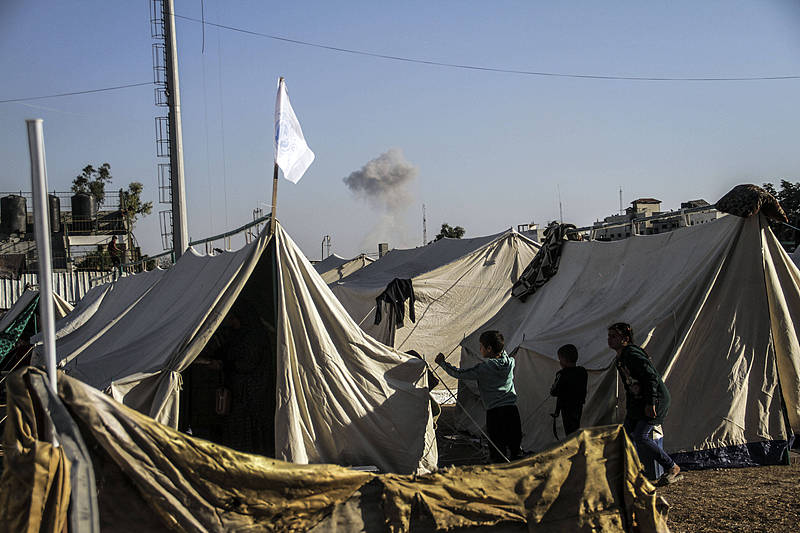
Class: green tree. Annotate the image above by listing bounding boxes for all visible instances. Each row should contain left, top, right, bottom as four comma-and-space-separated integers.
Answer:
434, 223, 465, 241
763, 180, 800, 247
72, 163, 112, 205
120, 182, 153, 230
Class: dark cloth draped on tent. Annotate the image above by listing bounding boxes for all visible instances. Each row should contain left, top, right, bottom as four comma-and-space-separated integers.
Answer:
374, 278, 415, 326
512, 222, 578, 302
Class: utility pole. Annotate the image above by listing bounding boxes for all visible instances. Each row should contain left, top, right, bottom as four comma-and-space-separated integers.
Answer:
321, 235, 331, 260
163, 0, 189, 258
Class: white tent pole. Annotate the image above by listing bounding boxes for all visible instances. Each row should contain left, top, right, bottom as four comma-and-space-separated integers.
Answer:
27, 119, 58, 395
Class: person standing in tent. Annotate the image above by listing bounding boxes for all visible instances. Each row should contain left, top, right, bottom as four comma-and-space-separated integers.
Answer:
608, 322, 682, 485
435, 330, 522, 462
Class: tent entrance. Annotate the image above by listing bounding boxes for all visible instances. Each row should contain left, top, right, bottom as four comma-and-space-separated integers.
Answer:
179, 240, 278, 457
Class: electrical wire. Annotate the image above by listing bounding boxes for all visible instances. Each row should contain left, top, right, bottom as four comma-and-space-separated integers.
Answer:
0, 82, 153, 104
215, 5, 230, 230
172, 13, 800, 82
3, 13, 797, 106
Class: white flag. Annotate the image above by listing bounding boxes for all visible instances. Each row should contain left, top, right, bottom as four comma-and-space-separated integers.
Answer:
274, 78, 314, 184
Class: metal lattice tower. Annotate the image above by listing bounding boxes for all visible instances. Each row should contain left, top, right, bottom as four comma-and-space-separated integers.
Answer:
151, 0, 172, 250
150, 0, 189, 257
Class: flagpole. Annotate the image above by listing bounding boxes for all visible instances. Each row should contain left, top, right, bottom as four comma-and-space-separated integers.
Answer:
270, 161, 279, 235
271, 76, 284, 236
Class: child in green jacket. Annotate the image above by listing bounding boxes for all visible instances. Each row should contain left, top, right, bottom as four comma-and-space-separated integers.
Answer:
608, 322, 682, 485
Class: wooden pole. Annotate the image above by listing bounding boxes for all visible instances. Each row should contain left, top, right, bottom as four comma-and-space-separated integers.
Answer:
270, 162, 279, 235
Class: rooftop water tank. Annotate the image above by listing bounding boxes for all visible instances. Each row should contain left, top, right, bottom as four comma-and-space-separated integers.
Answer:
71, 192, 96, 233
1, 195, 27, 235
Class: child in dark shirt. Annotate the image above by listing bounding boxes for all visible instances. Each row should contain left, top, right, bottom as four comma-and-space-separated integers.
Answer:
550, 344, 588, 435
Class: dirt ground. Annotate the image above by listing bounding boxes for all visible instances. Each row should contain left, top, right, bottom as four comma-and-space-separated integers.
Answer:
658, 460, 800, 533
436, 406, 800, 532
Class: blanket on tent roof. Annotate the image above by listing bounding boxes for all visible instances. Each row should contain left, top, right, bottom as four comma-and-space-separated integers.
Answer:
1, 367, 671, 533
715, 184, 787, 221
512, 222, 579, 302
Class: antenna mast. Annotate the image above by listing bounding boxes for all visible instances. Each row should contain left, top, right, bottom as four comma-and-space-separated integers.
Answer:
619, 186, 623, 214
557, 185, 564, 223
422, 203, 427, 245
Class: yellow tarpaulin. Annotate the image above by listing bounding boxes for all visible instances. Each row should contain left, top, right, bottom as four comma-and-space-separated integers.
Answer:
1, 368, 669, 532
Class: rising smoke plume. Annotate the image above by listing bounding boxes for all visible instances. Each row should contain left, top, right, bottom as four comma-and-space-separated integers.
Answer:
343, 149, 418, 212
343, 149, 418, 249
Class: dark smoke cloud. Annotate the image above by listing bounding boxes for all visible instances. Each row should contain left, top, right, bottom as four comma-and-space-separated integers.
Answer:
343, 149, 418, 212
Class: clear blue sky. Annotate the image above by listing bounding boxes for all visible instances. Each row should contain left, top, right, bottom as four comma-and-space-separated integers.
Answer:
1, 1, 799, 259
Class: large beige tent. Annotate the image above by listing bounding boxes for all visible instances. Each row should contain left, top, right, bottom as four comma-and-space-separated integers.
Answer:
330, 230, 539, 391
1, 367, 670, 533
459, 213, 800, 468
32, 223, 437, 475
315, 253, 374, 284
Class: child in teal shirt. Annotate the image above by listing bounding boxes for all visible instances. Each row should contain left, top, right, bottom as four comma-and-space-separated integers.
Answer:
436, 330, 522, 462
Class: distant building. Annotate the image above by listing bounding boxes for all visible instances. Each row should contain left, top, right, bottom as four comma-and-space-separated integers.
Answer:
632, 198, 662, 218
592, 197, 723, 241
516, 222, 547, 242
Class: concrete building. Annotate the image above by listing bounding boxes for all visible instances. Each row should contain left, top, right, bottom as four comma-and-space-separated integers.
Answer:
592, 198, 723, 241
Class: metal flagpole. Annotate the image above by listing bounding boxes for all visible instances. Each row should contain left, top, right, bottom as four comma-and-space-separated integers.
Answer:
26, 119, 58, 398
270, 76, 285, 236
270, 161, 278, 235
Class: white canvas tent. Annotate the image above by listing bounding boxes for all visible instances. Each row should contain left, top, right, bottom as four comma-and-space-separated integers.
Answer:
460, 214, 800, 468
329, 230, 540, 392
315, 253, 374, 284
33, 223, 437, 474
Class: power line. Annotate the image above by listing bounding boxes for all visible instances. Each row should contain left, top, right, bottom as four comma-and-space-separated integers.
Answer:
2, 17, 797, 106
175, 13, 800, 82
0, 82, 153, 104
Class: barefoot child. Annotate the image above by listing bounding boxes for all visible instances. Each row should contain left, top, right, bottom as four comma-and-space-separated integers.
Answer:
550, 344, 588, 436
435, 330, 522, 462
